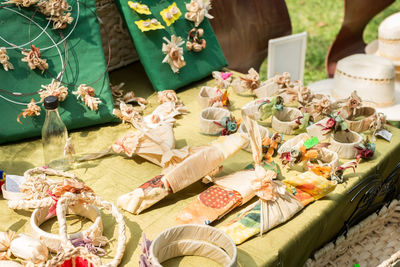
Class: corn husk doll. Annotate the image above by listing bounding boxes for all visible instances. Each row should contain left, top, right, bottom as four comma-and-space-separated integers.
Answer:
117, 133, 248, 214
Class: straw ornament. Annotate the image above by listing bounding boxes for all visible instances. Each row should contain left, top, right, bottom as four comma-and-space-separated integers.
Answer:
3, 0, 38, 7
157, 90, 180, 105
39, 79, 68, 102
73, 84, 102, 111
16, 99, 41, 124
21, 45, 48, 74
162, 35, 186, 73
0, 230, 16, 260
113, 101, 143, 125
0, 47, 13, 71
37, 0, 74, 29
239, 68, 261, 91
185, 0, 214, 27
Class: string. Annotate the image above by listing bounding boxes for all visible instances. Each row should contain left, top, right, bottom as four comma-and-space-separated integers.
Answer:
0, 0, 80, 52
0, 6, 65, 105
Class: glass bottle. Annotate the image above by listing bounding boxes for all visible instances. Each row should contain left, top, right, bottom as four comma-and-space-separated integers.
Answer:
41, 96, 69, 170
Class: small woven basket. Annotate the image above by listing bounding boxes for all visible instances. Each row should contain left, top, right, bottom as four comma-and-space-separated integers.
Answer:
95, 0, 138, 71
305, 199, 400, 267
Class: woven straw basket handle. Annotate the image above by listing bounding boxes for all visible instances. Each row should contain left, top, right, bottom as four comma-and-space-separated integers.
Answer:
48, 192, 127, 267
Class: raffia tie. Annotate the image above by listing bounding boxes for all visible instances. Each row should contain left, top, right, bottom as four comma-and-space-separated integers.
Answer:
73, 84, 102, 111
0, 47, 13, 71
21, 45, 48, 73
184, 0, 214, 27
39, 79, 68, 102
162, 36, 186, 73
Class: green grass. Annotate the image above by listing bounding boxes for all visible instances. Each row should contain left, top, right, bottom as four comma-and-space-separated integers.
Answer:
259, 0, 400, 85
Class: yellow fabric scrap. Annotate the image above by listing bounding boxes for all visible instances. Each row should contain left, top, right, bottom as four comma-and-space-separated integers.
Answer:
135, 19, 165, 32
160, 2, 182, 26
128, 1, 151, 15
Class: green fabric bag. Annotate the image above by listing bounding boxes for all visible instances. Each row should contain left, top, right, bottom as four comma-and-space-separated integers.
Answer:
0, 0, 116, 144
115, 0, 227, 91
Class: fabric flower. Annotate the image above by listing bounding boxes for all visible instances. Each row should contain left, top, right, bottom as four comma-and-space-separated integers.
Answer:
21, 45, 48, 73
355, 137, 375, 162
0, 47, 13, 71
325, 117, 336, 128
214, 116, 239, 135
17, 99, 41, 124
162, 35, 186, 73
259, 96, 284, 121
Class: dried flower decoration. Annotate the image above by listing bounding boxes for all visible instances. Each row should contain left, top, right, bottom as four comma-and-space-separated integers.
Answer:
185, 0, 214, 27
17, 99, 41, 124
262, 133, 282, 162
73, 84, 102, 111
3, 0, 38, 7
39, 79, 68, 102
355, 137, 375, 162
186, 27, 206, 52
37, 0, 73, 29
273, 72, 291, 87
213, 116, 240, 135
317, 111, 348, 134
0, 47, 13, 71
21, 45, 48, 73
157, 90, 180, 105
239, 68, 261, 91
122, 91, 148, 109
308, 95, 332, 119
162, 35, 186, 73
0, 230, 16, 259
113, 102, 143, 125
212, 71, 232, 90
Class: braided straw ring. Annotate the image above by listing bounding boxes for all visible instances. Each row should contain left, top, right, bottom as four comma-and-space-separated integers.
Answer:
150, 224, 237, 267
329, 130, 363, 159
30, 204, 103, 253
45, 192, 127, 267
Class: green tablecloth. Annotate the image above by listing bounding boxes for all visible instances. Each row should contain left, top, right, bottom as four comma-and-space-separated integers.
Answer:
1, 63, 400, 267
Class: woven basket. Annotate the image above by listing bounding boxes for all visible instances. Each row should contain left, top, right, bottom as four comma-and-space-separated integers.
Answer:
305, 199, 400, 267
95, 0, 138, 71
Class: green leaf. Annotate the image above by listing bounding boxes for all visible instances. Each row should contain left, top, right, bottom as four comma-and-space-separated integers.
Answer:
304, 136, 319, 149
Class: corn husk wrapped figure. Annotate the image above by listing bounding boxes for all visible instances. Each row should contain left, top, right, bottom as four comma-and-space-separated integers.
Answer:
117, 132, 248, 214
185, 0, 214, 27
0, 47, 13, 71
162, 35, 186, 73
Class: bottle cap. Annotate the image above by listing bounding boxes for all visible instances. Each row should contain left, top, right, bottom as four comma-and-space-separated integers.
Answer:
43, 96, 59, 110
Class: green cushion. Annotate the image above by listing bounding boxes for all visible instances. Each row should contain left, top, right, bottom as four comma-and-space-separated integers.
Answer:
114, 0, 227, 91
0, 0, 116, 144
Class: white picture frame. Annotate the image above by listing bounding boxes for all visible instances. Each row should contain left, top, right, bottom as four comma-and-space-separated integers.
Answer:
267, 32, 307, 81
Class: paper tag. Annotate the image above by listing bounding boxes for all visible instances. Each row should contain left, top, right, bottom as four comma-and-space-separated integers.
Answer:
304, 137, 319, 149
375, 129, 392, 142
5, 175, 25, 192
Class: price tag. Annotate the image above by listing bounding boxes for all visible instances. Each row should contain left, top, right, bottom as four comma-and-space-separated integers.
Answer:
375, 129, 392, 142
304, 137, 319, 149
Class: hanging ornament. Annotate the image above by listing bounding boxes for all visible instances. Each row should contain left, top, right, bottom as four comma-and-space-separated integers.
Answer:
16, 99, 41, 124
21, 45, 48, 74
72, 84, 101, 111
38, 79, 68, 102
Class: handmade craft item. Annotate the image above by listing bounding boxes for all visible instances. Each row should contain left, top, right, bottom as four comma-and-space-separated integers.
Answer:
30, 204, 104, 252
160, 2, 182, 26
141, 225, 237, 266
162, 35, 186, 73
176, 113, 278, 226
0, 230, 48, 265
143, 101, 188, 129
329, 130, 363, 159
117, 133, 248, 214
185, 0, 214, 27
38, 79, 68, 102
220, 115, 307, 244
186, 28, 206, 52
231, 68, 261, 94
198, 86, 229, 108
128, 1, 151, 14
21, 45, 48, 74
0, 47, 13, 71
306, 111, 348, 141
36, 0, 74, 29
16, 98, 41, 124
251, 72, 290, 99
304, 94, 333, 122
113, 101, 144, 126
259, 96, 284, 121
237, 122, 269, 152
271, 107, 303, 134
200, 107, 232, 135
355, 137, 376, 162
157, 90, 181, 105
261, 133, 283, 162
212, 71, 233, 90
43, 192, 127, 267
72, 84, 102, 111
135, 19, 165, 32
